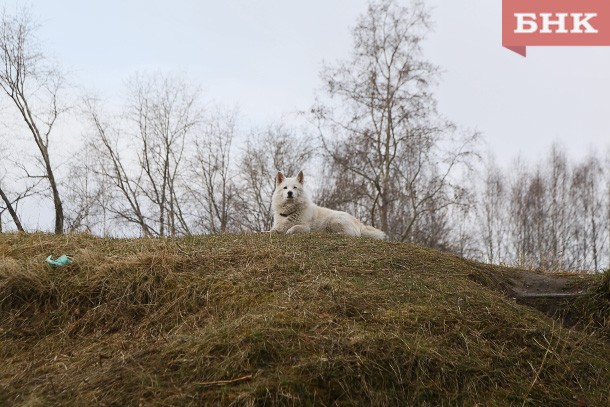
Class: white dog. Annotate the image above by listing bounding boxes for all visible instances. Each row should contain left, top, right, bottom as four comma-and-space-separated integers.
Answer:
270, 171, 387, 240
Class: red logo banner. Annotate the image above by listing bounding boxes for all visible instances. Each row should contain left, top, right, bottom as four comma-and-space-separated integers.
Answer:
502, 0, 610, 56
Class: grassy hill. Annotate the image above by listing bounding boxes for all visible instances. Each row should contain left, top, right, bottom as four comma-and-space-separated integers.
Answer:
0, 233, 608, 406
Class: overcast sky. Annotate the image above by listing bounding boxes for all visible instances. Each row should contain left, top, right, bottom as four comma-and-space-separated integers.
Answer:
9, 0, 610, 166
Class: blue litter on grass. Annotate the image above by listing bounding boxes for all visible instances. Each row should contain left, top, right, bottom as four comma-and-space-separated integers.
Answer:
46, 255, 73, 268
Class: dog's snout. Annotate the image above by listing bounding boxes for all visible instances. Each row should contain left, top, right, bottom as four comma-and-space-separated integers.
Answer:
287, 190, 293, 198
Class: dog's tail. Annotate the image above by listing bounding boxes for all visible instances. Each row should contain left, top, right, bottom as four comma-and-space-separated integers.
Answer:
360, 224, 388, 240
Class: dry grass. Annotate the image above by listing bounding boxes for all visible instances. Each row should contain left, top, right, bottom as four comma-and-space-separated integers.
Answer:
0, 232, 608, 406
568, 270, 610, 340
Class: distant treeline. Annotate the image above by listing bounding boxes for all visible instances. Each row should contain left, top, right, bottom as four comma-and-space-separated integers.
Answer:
468, 147, 609, 272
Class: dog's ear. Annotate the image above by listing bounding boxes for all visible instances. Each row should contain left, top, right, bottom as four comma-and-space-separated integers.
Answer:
297, 170, 304, 184
276, 171, 285, 186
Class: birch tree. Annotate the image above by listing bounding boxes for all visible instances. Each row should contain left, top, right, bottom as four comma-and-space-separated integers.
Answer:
0, 8, 68, 233
313, 0, 478, 241
84, 73, 201, 236
188, 107, 238, 233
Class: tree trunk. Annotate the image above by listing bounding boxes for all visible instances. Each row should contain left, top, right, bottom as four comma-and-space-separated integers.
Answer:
41, 147, 64, 234
0, 186, 25, 232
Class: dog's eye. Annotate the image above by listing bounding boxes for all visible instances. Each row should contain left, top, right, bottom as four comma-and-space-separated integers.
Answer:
293, 186, 297, 189
283, 186, 287, 189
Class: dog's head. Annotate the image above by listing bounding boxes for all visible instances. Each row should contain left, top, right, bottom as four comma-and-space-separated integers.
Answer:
273, 170, 307, 207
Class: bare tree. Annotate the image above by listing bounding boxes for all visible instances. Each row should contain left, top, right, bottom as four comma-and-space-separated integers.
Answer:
474, 146, 610, 272
545, 145, 573, 270
62, 143, 110, 234
0, 7, 68, 233
0, 183, 25, 232
84, 99, 153, 236
0, 164, 40, 232
570, 155, 605, 271
312, 0, 478, 241
605, 149, 610, 268
478, 157, 509, 264
83, 73, 201, 237
447, 193, 478, 259
605, 148, 610, 268
187, 106, 238, 233
0, 145, 24, 231
507, 159, 538, 268
127, 73, 200, 237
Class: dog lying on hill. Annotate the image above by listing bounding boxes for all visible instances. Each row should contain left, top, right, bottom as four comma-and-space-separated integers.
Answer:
270, 171, 387, 240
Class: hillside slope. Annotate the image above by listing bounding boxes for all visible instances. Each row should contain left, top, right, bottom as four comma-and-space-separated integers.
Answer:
0, 233, 608, 406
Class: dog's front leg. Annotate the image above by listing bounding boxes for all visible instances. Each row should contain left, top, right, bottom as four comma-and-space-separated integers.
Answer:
286, 224, 311, 234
